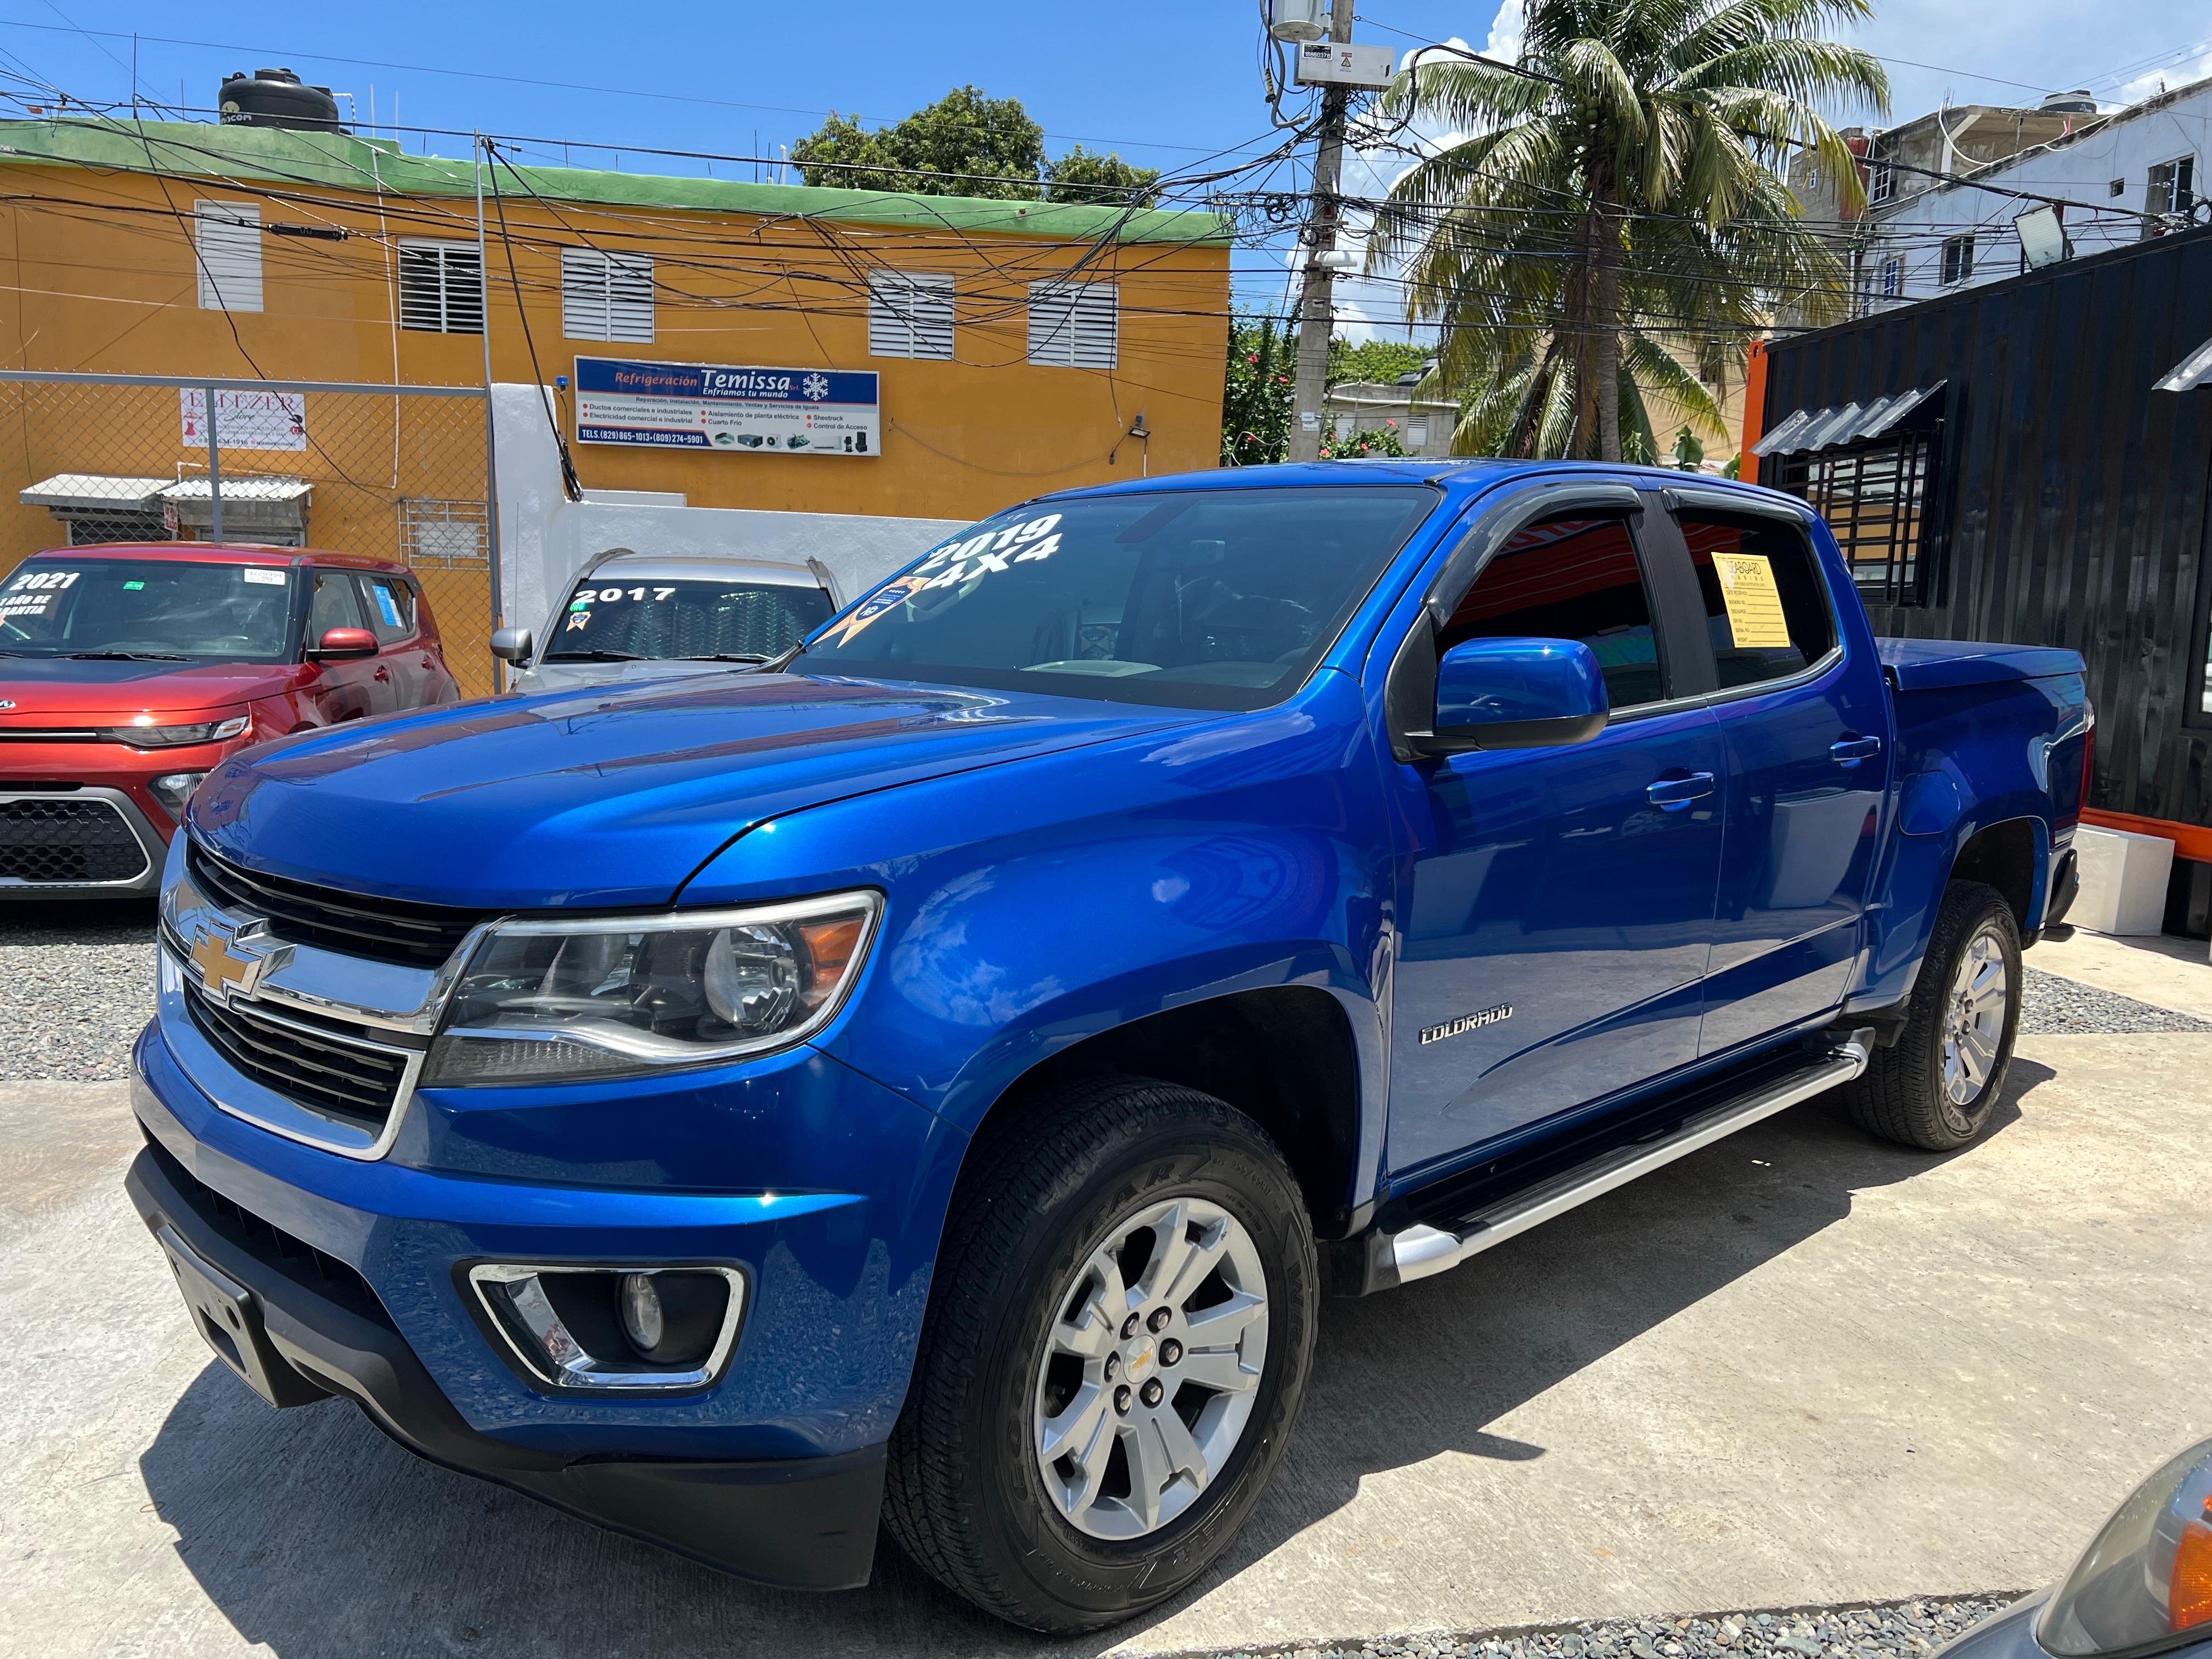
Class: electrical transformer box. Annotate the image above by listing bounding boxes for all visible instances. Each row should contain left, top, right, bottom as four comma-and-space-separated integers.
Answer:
1293, 41, 1397, 88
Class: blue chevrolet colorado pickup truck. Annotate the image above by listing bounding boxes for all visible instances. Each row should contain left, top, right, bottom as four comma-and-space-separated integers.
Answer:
129, 460, 2090, 1632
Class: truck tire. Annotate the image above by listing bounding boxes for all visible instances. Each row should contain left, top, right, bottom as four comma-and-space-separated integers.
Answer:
884, 1077, 1318, 1633
1847, 879, 2022, 1152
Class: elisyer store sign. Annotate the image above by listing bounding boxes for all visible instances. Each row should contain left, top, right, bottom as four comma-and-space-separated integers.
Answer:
573, 356, 881, 457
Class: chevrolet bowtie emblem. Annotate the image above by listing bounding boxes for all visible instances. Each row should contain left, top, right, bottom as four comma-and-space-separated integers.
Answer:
190, 928, 262, 998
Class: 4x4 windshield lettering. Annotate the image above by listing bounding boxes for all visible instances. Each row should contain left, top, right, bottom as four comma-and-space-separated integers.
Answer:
798, 485, 1438, 711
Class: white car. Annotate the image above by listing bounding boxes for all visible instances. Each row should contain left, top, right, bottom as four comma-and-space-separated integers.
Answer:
492, 548, 842, 694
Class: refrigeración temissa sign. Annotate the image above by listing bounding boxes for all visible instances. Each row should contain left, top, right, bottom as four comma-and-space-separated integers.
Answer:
573, 356, 881, 457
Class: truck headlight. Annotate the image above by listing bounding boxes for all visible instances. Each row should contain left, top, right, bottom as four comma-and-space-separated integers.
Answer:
2040, 1437, 2212, 1658
422, 891, 881, 1086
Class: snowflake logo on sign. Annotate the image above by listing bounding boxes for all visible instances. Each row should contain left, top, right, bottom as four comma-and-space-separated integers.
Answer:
801, 373, 831, 402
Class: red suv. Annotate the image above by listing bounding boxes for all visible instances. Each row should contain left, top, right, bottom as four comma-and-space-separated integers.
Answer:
0, 543, 462, 900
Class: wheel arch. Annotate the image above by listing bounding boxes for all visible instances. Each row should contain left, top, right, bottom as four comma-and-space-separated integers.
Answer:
968, 985, 1371, 1240
1945, 814, 2047, 933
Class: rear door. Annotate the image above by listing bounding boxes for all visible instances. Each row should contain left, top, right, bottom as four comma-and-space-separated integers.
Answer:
1647, 495, 1892, 1056
1384, 492, 1726, 1178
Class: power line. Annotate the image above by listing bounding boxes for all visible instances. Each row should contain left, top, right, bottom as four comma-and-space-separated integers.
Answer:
0, 17, 1234, 159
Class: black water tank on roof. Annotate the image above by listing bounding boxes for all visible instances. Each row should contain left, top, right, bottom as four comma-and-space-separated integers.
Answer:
218, 68, 342, 132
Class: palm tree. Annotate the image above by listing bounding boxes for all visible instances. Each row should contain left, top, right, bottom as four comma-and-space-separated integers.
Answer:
1373, 0, 1888, 462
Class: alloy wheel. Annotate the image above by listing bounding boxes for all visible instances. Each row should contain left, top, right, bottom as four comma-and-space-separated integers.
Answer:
1031, 1195, 1270, 1541
1941, 923, 2011, 1110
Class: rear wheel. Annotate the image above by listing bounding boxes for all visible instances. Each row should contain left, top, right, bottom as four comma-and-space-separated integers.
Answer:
1848, 879, 2022, 1151
884, 1077, 1317, 1633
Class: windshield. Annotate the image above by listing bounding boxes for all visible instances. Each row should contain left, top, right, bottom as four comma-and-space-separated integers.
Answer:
544, 576, 836, 663
0, 558, 296, 661
795, 485, 1437, 709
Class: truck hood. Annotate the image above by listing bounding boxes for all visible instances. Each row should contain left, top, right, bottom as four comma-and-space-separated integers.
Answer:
188, 671, 1204, 909
0, 655, 303, 717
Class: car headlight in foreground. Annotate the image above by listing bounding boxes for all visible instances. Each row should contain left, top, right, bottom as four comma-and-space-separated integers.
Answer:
2040, 1437, 2212, 1658
422, 891, 882, 1086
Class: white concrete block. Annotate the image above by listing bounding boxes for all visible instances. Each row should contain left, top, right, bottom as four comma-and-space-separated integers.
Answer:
2070, 824, 2175, 936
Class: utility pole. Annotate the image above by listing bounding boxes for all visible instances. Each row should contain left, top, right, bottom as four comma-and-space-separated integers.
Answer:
1287, 0, 1356, 463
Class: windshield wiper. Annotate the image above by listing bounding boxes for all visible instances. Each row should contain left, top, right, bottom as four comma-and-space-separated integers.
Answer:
541, 649, 650, 663
68, 651, 191, 661
682, 652, 770, 663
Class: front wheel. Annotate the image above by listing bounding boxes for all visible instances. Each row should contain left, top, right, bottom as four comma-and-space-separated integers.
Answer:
1848, 879, 2022, 1151
884, 1078, 1318, 1633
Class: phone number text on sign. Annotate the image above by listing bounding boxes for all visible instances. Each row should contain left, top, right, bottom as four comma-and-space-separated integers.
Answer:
572, 356, 881, 458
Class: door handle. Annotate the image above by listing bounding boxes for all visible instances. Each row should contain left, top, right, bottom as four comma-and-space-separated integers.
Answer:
1830, 734, 1882, 766
1646, 771, 1717, 811
373, 665, 391, 681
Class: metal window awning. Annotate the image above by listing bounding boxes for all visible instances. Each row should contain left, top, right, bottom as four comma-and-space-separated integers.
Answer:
1752, 383, 1946, 458
2155, 337, 2212, 391
18, 473, 174, 511
159, 476, 313, 535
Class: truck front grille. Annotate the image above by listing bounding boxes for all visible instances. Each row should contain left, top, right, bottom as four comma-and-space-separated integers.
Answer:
187, 837, 487, 969
181, 979, 419, 1131
0, 797, 148, 884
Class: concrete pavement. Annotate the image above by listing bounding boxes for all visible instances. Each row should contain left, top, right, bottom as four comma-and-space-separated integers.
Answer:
3, 1024, 2209, 1658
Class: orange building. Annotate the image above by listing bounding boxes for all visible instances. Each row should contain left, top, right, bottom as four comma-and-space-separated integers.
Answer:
0, 117, 1231, 527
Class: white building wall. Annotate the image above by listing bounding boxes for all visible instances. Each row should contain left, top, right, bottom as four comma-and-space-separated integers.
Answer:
1858, 79, 2212, 313
490, 382, 964, 644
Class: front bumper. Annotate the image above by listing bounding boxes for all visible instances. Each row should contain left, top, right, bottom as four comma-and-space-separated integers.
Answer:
126, 1136, 887, 1590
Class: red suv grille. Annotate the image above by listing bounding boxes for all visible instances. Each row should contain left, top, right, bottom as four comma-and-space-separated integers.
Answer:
0, 797, 148, 883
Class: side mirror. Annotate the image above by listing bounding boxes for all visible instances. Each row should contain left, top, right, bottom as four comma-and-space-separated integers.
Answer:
1423, 635, 1610, 753
490, 626, 534, 664
309, 626, 379, 662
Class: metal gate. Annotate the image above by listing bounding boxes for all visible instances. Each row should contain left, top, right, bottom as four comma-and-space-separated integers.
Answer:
0, 370, 498, 696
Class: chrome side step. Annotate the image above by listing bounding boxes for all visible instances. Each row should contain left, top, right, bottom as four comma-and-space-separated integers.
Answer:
1384, 1030, 1874, 1288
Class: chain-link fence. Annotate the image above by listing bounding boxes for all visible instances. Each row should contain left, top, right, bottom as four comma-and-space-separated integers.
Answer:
0, 371, 498, 696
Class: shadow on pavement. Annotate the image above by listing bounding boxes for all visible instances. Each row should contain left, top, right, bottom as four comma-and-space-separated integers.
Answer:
136, 1065, 2051, 1659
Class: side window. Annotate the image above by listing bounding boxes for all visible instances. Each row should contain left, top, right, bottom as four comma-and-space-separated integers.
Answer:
1440, 515, 1666, 712
308, 571, 365, 637
359, 576, 415, 643
1677, 513, 1837, 690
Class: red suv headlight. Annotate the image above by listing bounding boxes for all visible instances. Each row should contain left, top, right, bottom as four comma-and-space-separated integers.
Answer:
104, 715, 250, 749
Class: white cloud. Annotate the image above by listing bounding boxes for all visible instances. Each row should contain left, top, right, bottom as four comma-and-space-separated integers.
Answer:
2117, 47, 2212, 105
1485, 1, 1525, 63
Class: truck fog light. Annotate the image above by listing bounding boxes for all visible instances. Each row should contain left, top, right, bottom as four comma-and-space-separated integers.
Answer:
620, 1272, 664, 1354
150, 771, 208, 817
467, 1264, 744, 1389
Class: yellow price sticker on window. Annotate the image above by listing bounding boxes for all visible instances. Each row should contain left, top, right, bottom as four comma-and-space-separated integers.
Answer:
1712, 552, 1793, 648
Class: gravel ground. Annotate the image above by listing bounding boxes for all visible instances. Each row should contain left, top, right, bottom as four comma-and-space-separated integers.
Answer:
2017, 964, 2212, 1034
1193, 1594, 2027, 1659
0, 900, 155, 1081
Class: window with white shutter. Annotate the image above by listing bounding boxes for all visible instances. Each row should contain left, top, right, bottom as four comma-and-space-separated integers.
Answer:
561, 247, 655, 342
1026, 281, 1118, 368
194, 201, 262, 312
868, 271, 956, 359
397, 240, 484, 334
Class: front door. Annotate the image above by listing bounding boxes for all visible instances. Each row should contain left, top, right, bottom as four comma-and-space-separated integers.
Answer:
304, 569, 385, 720
1386, 504, 1726, 1180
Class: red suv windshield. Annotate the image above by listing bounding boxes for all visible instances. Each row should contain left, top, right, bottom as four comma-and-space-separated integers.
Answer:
0, 558, 297, 662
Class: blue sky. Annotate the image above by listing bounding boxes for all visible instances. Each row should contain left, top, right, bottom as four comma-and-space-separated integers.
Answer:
0, 0, 2202, 338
